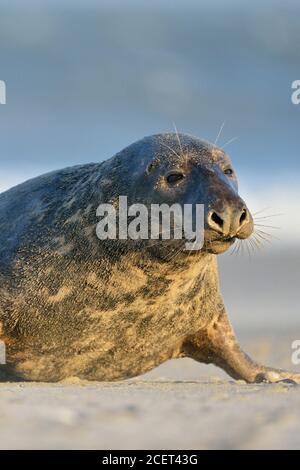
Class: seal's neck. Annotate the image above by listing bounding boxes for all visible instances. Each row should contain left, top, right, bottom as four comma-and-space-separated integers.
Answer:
124, 249, 214, 279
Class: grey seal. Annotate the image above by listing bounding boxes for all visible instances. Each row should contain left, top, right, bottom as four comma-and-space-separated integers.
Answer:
0, 132, 298, 383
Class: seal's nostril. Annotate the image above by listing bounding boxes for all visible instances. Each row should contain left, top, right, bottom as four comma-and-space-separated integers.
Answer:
239, 209, 247, 225
211, 211, 224, 229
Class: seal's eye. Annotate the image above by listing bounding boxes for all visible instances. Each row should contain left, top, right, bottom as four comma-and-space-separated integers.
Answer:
224, 168, 234, 176
166, 172, 185, 185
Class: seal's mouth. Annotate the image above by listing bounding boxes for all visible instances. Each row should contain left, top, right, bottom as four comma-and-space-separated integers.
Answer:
222, 236, 236, 243
180, 233, 236, 255
203, 233, 236, 254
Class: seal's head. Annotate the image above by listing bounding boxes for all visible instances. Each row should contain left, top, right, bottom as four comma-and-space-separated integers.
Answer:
108, 132, 253, 256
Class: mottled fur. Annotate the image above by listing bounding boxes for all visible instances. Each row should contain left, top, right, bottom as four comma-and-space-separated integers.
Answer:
0, 133, 299, 383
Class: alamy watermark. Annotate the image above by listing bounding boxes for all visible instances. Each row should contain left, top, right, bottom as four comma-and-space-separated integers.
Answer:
291, 340, 300, 365
96, 196, 204, 250
291, 80, 300, 105
0, 80, 6, 104
0, 341, 6, 364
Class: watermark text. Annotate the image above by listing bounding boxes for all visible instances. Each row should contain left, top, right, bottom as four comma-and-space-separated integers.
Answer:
0, 80, 6, 104
291, 80, 300, 105
96, 196, 204, 250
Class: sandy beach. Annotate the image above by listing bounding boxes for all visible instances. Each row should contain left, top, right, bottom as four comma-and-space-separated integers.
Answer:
1, 329, 300, 450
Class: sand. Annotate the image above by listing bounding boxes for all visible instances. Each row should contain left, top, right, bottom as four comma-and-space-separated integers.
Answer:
1, 330, 300, 450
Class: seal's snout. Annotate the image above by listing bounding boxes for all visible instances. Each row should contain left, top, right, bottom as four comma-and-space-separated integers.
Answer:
207, 205, 252, 238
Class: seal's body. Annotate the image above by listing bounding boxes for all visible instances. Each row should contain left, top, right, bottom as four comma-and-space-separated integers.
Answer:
0, 133, 299, 383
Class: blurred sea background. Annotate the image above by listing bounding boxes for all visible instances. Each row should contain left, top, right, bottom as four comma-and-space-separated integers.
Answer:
0, 0, 299, 338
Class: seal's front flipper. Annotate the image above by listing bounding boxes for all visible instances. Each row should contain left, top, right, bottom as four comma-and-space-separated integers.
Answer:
254, 369, 300, 384
182, 310, 300, 384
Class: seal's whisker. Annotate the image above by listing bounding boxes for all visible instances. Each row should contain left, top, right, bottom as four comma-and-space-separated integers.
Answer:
233, 239, 243, 257
232, 239, 240, 256
252, 232, 262, 242
172, 121, 183, 154
254, 231, 273, 244
255, 229, 274, 238
159, 141, 181, 159
253, 213, 284, 220
221, 136, 238, 149
252, 207, 272, 216
247, 238, 254, 252
229, 239, 240, 256
249, 239, 256, 255
245, 240, 252, 259
252, 233, 263, 248
249, 236, 260, 252
214, 121, 225, 146
237, 237, 258, 257
163, 239, 186, 262
237, 239, 249, 258
255, 231, 271, 240
229, 240, 236, 255
167, 246, 185, 262
255, 228, 280, 241
254, 223, 280, 229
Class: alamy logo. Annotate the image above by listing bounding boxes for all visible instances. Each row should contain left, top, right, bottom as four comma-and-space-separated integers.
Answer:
96, 196, 204, 250
291, 340, 300, 365
291, 80, 300, 105
0, 341, 6, 364
0, 80, 6, 104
